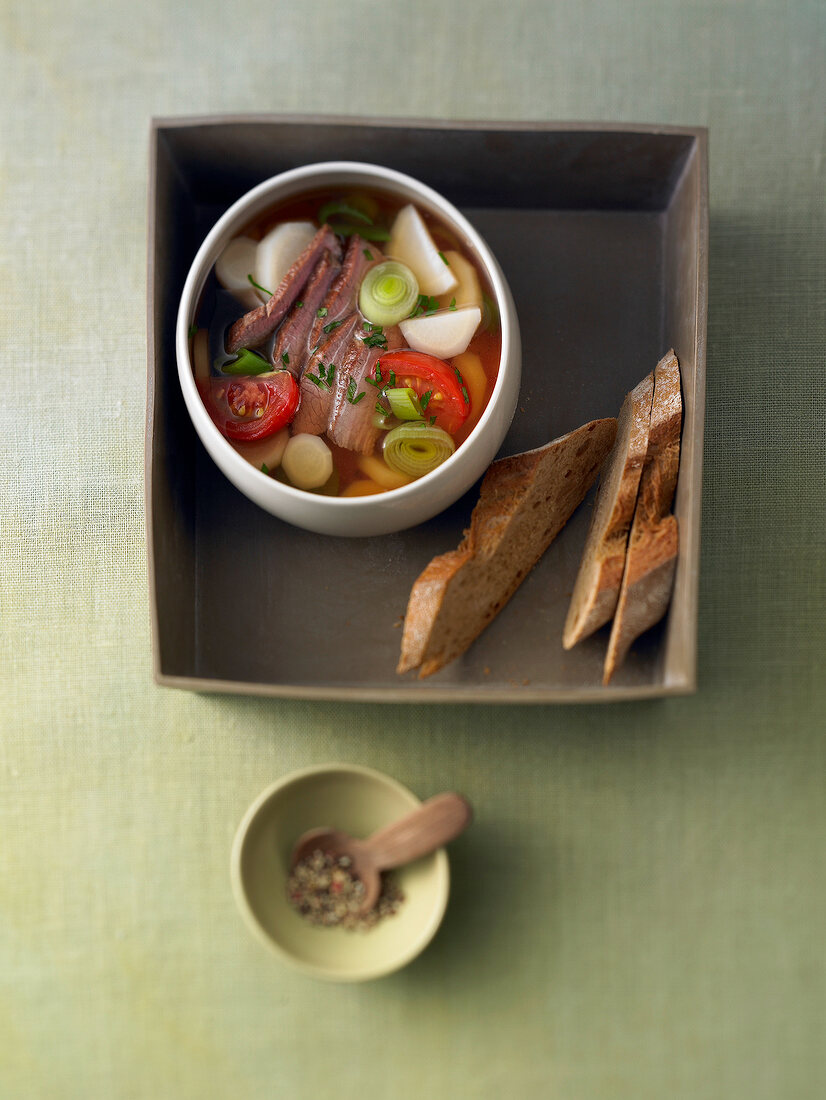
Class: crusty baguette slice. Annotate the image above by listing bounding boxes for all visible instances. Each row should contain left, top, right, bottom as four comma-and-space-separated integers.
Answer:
561, 372, 655, 649
397, 418, 618, 678
604, 351, 682, 683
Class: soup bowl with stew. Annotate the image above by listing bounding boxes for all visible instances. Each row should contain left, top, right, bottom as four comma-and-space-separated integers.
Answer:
176, 161, 521, 537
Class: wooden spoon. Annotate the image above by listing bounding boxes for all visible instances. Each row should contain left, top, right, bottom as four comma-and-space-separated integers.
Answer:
290, 793, 472, 914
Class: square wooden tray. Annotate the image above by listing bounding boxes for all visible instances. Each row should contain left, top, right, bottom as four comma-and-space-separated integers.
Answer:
146, 115, 707, 702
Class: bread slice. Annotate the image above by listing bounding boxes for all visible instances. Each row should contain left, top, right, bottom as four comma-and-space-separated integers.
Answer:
562, 373, 655, 649
604, 351, 682, 683
397, 418, 618, 678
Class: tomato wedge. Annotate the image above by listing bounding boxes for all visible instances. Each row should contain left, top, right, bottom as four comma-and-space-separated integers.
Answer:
198, 372, 299, 442
377, 350, 470, 435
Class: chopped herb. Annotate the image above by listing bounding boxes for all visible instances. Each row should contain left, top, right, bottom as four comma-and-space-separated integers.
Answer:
420, 389, 433, 411
281, 352, 290, 367
363, 248, 374, 261
317, 307, 328, 318
389, 370, 396, 386
375, 399, 388, 415
323, 319, 343, 334
247, 273, 272, 296
449, 297, 457, 311
437, 251, 449, 265
261, 463, 269, 474
306, 360, 336, 390
363, 331, 388, 349
410, 293, 440, 317
188, 323, 198, 339
363, 320, 372, 331
346, 379, 365, 405
296, 301, 304, 309
429, 415, 437, 426
461, 386, 470, 403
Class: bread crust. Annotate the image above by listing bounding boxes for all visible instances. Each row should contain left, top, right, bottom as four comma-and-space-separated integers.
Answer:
397, 418, 618, 678
603, 350, 682, 682
561, 373, 654, 649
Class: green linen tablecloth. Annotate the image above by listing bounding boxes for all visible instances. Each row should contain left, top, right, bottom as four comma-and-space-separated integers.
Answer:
1, 1, 823, 1097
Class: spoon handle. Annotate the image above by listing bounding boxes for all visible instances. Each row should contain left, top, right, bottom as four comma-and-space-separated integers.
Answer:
364, 793, 472, 871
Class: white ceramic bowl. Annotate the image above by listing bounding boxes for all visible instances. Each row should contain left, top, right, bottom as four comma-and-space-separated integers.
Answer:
176, 161, 521, 537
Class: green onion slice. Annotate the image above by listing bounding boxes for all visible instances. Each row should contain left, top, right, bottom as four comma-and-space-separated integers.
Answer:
220, 347, 272, 375
385, 387, 424, 421
318, 200, 373, 226
383, 422, 455, 479
359, 261, 420, 327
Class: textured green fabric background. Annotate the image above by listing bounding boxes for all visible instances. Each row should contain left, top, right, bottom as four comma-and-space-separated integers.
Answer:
1, 1, 824, 1097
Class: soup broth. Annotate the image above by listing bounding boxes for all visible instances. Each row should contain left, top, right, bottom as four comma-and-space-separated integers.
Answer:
190, 188, 502, 497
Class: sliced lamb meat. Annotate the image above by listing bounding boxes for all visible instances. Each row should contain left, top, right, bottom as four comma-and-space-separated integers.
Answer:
225, 225, 340, 354
307, 235, 382, 351
327, 325, 404, 455
291, 313, 360, 436
271, 250, 340, 376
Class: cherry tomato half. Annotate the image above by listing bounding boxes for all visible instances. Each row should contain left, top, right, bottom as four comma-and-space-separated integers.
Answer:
198, 372, 299, 442
377, 350, 470, 435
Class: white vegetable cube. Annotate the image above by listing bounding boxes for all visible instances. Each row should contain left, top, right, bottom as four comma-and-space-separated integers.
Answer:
215, 236, 266, 307
399, 306, 482, 360
387, 204, 458, 296
255, 221, 316, 299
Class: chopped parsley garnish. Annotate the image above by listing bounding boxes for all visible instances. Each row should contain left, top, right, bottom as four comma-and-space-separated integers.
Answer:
429, 415, 437, 426
449, 297, 457, 311
363, 248, 374, 261
345, 379, 365, 405
306, 360, 336, 390
247, 273, 272, 296
316, 307, 328, 318
388, 370, 396, 386
410, 294, 440, 317
281, 352, 290, 367
461, 385, 469, 403
366, 362, 384, 387
296, 301, 304, 309
437, 251, 449, 266
261, 463, 269, 474
363, 331, 388, 350
420, 389, 433, 411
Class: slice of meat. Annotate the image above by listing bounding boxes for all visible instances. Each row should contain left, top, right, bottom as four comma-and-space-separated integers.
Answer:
327, 325, 403, 455
307, 235, 382, 351
291, 313, 360, 436
225, 225, 340, 353
272, 250, 340, 376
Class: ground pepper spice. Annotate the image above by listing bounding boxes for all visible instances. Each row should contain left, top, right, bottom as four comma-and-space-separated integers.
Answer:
287, 849, 404, 931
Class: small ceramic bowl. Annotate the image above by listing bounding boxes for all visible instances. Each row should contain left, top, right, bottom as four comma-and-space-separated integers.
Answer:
230, 764, 450, 982
176, 161, 521, 537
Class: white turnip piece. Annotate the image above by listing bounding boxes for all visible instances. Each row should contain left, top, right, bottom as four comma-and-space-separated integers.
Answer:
255, 222, 316, 301
399, 306, 482, 359
387, 205, 458, 296
215, 236, 265, 307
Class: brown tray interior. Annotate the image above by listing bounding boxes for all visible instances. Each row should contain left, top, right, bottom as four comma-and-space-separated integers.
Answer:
147, 117, 706, 702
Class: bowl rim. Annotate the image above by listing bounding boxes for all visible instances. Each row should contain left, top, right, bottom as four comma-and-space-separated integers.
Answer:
230, 762, 451, 982
176, 159, 516, 511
